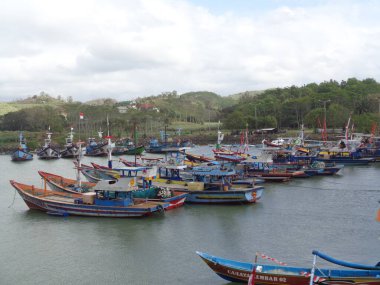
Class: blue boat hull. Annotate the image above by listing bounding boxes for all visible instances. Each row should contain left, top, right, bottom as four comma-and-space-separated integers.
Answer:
196, 251, 380, 284
11, 181, 166, 218
184, 187, 264, 204
11, 149, 33, 161
313, 157, 374, 165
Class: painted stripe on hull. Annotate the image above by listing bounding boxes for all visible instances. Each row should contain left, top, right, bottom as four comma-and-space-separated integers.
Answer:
165, 197, 186, 210
44, 176, 186, 210
186, 189, 263, 204
16, 189, 153, 217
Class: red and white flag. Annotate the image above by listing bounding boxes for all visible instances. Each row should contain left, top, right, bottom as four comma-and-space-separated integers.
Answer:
79, 112, 84, 120
256, 253, 287, 266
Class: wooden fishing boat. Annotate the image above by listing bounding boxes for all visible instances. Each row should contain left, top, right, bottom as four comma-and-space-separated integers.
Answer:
124, 145, 145, 155
38, 171, 95, 194
9, 179, 169, 217
132, 187, 188, 210
262, 138, 285, 148
315, 150, 376, 165
112, 144, 145, 156
119, 157, 162, 167
38, 170, 188, 211
80, 168, 119, 183
37, 128, 60, 159
196, 251, 380, 284
302, 162, 344, 176
84, 137, 108, 157
167, 166, 264, 204
145, 137, 192, 154
60, 128, 80, 158
11, 133, 33, 161
251, 169, 310, 178
183, 152, 214, 163
214, 153, 246, 162
72, 160, 93, 169
91, 162, 113, 170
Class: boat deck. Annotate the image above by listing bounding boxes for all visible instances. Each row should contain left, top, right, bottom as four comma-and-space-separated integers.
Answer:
151, 181, 262, 192
43, 195, 75, 203
43, 194, 166, 208
150, 181, 188, 190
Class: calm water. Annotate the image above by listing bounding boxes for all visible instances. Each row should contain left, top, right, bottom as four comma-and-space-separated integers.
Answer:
1, 146, 379, 285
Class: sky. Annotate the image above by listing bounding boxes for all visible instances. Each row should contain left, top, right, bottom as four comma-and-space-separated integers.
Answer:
0, 0, 380, 102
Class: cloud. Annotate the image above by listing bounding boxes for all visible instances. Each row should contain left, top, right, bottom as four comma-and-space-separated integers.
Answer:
0, 0, 379, 101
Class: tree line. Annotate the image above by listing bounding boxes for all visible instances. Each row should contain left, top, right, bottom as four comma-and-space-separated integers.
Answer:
222, 78, 380, 133
1, 77, 380, 136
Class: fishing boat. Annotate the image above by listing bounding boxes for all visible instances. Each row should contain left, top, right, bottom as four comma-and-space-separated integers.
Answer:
84, 137, 108, 157
314, 150, 375, 165
60, 128, 80, 158
196, 251, 380, 284
91, 162, 113, 170
182, 151, 214, 163
262, 138, 286, 148
145, 138, 191, 153
156, 165, 265, 204
38, 170, 188, 211
124, 145, 145, 155
80, 168, 119, 183
119, 157, 150, 167
10, 178, 169, 217
112, 139, 145, 156
302, 161, 344, 176
11, 133, 33, 161
37, 128, 60, 159
38, 171, 95, 194
145, 127, 192, 154
132, 182, 188, 211
214, 153, 246, 162
211, 127, 248, 157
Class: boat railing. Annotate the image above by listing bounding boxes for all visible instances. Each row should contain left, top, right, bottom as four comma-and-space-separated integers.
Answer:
19, 183, 82, 198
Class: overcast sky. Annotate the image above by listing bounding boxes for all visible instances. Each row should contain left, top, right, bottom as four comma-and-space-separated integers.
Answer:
0, 0, 379, 102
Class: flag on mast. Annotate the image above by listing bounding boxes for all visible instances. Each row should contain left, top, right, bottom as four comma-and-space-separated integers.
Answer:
79, 112, 84, 120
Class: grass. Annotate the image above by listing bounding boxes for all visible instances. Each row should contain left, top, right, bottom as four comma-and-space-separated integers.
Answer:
0, 102, 48, 116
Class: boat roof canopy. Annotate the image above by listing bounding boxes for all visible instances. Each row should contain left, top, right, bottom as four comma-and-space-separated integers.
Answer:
312, 250, 380, 271
93, 178, 137, 192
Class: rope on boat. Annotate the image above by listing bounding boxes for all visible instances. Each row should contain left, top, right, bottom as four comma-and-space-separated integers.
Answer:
8, 189, 17, 208
256, 252, 287, 266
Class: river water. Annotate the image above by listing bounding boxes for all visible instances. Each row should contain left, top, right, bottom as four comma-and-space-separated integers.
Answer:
1, 146, 379, 285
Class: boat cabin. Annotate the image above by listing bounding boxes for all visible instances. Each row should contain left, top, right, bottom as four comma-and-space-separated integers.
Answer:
84, 178, 138, 206
191, 166, 236, 190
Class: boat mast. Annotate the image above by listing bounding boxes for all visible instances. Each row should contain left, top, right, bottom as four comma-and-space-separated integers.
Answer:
345, 114, 352, 149
76, 142, 83, 188
216, 121, 224, 150
134, 122, 137, 166
300, 123, 304, 146
106, 115, 113, 169
164, 124, 167, 162
76, 112, 84, 188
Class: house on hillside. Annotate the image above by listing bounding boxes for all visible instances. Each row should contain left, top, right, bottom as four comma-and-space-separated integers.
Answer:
136, 103, 159, 112
117, 101, 137, 113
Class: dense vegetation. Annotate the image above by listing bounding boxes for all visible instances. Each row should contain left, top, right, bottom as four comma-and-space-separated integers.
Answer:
1, 78, 380, 140
223, 78, 380, 133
